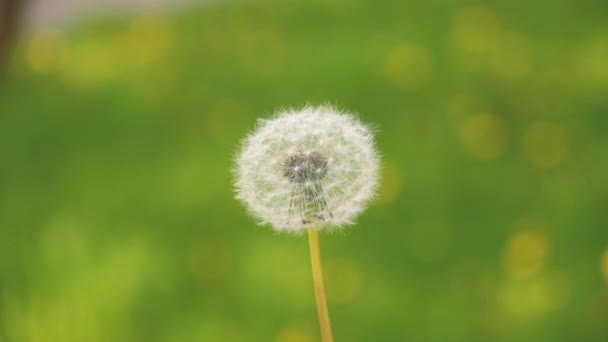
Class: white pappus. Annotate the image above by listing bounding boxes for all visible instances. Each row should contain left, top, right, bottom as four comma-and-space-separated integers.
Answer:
234, 105, 381, 233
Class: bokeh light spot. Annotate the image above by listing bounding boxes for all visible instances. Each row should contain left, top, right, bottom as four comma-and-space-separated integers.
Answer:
275, 321, 315, 342
523, 121, 569, 169
325, 258, 364, 304
123, 15, 173, 69
385, 43, 432, 89
500, 279, 552, 319
576, 33, 608, 86
63, 41, 119, 87
460, 113, 508, 160
504, 218, 549, 279
26, 28, 69, 75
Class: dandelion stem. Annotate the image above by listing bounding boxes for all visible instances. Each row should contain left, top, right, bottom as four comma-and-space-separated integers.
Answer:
308, 228, 334, 342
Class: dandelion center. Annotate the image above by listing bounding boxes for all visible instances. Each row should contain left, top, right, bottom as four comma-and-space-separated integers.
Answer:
283, 151, 329, 184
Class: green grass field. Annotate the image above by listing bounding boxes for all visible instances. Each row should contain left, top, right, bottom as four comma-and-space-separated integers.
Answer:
1, 0, 608, 341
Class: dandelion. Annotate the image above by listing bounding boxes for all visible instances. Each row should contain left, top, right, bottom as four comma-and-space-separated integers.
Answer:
234, 105, 380, 342
235, 105, 380, 232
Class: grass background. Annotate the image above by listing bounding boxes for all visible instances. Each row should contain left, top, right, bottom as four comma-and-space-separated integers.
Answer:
1, 0, 608, 341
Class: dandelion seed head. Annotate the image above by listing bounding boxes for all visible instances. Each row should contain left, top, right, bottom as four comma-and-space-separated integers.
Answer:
234, 105, 381, 233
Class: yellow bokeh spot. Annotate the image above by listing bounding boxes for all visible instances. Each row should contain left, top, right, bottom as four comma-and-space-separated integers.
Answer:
385, 43, 432, 89
63, 42, 118, 87
377, 160, 403, 205
523, 121, 569, 169
325, 258, 364, 304
123, 15, 173, 69
493, 31, 533, 81
460, 113, 508, 160
504, 219, 549, 279
601, 248, 608, 284
500, 279, 551, 319
576, 33, 608, 86
275, 321, 315, 342
451, 6, 500, 54
26, 28, 69, 74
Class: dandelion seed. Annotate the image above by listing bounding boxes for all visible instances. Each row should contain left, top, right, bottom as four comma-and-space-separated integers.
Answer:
234, 105, 380, 233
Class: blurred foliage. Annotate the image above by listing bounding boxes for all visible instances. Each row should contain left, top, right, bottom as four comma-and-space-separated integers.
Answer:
1, 0, 608, 341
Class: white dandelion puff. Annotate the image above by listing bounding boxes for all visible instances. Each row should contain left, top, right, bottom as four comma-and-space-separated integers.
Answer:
234, 105, 381, 233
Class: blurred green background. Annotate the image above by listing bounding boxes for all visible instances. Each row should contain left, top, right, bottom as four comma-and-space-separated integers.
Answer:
1, 0, 608, 341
